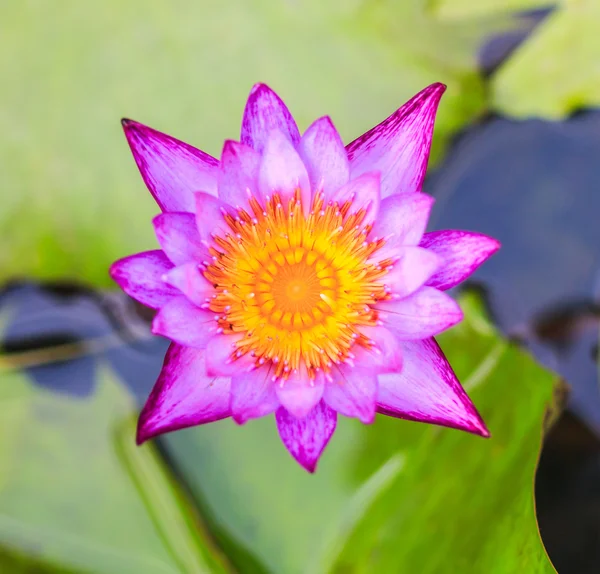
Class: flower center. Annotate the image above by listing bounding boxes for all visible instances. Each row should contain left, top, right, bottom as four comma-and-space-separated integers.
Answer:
203, 191, 391, 380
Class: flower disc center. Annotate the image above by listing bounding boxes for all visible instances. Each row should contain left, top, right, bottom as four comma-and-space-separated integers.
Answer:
271, 262, 322, 312
203, 192, 390, 379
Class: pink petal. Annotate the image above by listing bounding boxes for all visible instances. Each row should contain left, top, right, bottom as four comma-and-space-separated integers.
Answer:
204, 334, 255, 377
297, 116, 349, 198
420, 230, 501, 291
276, 366, 325, 419
377, 338, 489, 436
109, 250, 176, 309
330, 172, 381, 227
241, 83, 300, 153
194, 192, 232, 243
382, 246, 442, 299
218, 140, 261, 207
258, 130, 311, 209
323, 367, 377, 423
137, 344, 230, 444
276, 401, 337, 473
230, 367, 280, 424
346, 83, 445, 198
163, 262, 213, 306
370, 193, 435, 248
377, 287, 463, 340
122, 119, 219, 212
153, 212, 209, 265
353, 326, 403, 374
151, 296, 217, 348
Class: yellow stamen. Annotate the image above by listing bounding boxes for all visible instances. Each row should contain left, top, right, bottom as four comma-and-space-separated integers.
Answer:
203, 190, 390, 379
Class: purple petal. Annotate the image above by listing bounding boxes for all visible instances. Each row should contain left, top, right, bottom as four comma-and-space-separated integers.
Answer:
137, 344, 230, 444
353, 326, 403, 374
258, 130, 311, 209
297, 116, 349, 198
218, 140, 261, 207
377, 338, 489, 436
122, 119, 219, 212
230, 367, 280, 424
346, 83, 445, 198
109, 250, 176, 309
377, 287, 463, 340
152, 296, 217, 348
420, 230, 501, 291
330, 172, 381, 227
370, 193, 435, 248
382, 246, 441, 299
194, 192, 232, 242
276, 401, 337, 472
323, 367, 377, 423
163, 262, 213, 306
153, 212, 209, 265
276, 367, 325, 419
204, 334, 255, 377
241, 83, 300, 153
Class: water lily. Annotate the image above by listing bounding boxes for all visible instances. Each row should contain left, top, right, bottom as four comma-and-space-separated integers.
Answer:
111, 83, 499, 472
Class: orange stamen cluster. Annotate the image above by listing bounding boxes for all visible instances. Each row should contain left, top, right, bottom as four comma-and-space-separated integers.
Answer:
203, 190, 392, 380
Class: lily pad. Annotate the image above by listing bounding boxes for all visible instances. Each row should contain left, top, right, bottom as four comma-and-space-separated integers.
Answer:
0, 0, 504, 286
164, 291, 562, 573
0, 364, 231, 574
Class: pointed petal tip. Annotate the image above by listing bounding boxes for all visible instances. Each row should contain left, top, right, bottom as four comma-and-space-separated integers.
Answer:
135, 417, 154, 445
429, 82, 447, 95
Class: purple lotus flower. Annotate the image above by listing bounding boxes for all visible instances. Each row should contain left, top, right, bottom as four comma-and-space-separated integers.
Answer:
111, 83, 499, 472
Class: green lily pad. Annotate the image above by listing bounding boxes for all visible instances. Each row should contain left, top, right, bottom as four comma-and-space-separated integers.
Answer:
164, 291, 562, 573
428, 0, 552, 20
0, 0, 506, 286
0, 364, 232, 574
490, 1, 600, 118
430, 0, 600, 118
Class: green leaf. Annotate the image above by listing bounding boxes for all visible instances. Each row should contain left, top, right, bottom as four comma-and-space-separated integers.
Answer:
0, 364, 232, 574
0, 0, 504, 286
164, 292, 561, 573
490, 0, 600, 118
428, 0, 554, 20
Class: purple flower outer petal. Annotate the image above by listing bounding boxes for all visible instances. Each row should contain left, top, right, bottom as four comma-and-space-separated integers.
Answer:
330, 172, 381, 227
121, 119, 219, 213
297, 116, 350, 200
370, 193, 435, 249
346, 83, 446, 198
353, 326, 403, 374
241, 83, 301, 153
153, 212, 210, 266
194, 192, 234, 244
276, 400, 337, 473
137, 344, 231, 444
382, 246, 442, 300
152, 296, 218, 348
276, 365, 325, 419
109, 250, 177, 309
218, 140, 261, 208
258, 129, 311, 210
230, 367, 280, 424
323, 366, 377, 424
377, 287, 463, 340
376, 338, 489, 437
420, 230, 501, 291
204, 334, 255, 377
163, 262, 213, 307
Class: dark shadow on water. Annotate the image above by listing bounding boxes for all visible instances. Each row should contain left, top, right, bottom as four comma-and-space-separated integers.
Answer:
0, 281, 168, 403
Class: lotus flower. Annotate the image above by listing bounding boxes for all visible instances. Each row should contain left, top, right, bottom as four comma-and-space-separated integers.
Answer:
111, 83, 499, 472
